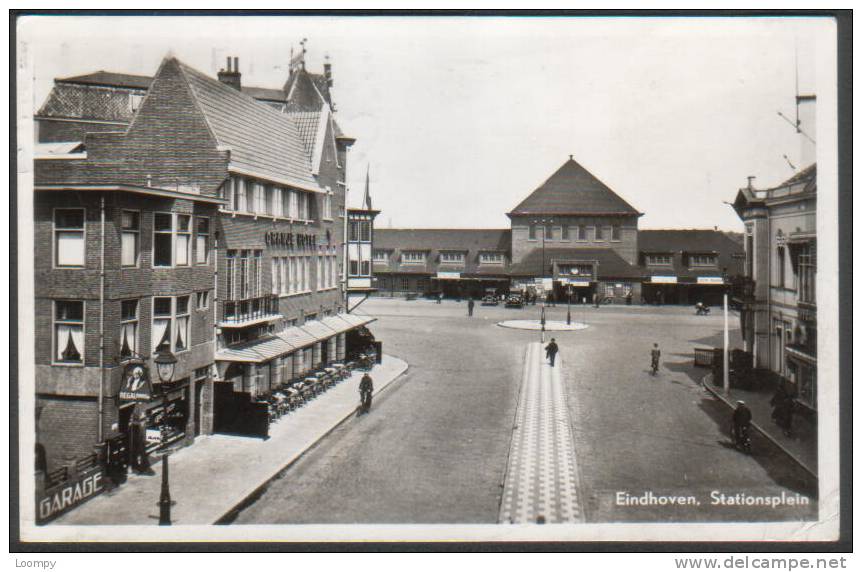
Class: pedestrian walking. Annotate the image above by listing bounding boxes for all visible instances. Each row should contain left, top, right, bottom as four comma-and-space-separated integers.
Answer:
649, 343, 661, 374
545, 338, 559, 367
467, 298, 475, 317
358, 372, 374, 415
732, 400, 752, 448
770, 386, 795, 437
436, 292, 442, 304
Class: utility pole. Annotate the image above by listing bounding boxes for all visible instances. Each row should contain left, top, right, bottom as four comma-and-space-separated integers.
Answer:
723, 292, 730, 395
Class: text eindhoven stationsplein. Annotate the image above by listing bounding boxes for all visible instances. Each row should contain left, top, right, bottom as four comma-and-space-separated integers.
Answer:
33, 47, 379, 519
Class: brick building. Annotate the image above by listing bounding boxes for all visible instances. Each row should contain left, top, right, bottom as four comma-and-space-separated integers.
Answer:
33, 51, 374, 478
375, 157, 742, 303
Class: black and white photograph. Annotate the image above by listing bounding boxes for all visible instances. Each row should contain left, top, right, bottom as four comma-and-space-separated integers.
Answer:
12, 11, 847, 548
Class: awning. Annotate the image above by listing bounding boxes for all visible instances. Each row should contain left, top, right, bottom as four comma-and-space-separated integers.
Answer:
339, 313, 377, 328
321, 315, 354, 335
278, 326, 318, 350
300, 320, 338, 341
215, 335, 295, 364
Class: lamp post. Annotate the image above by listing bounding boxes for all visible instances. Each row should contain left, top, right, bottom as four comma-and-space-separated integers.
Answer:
153, 348, 177, 526
566, 285, 572, 325
531, 218, 552, 340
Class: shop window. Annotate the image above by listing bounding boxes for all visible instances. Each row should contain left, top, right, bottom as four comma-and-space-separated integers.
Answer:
54, 300, 84, 364
121, 210, 140, 267
153, 213, 173, 267
119, 299, 138, 359
195, 217, 209, 265
54, 208, 85, 267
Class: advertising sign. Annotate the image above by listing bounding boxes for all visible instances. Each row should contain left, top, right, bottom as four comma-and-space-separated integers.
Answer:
651, 276, 678, 284
697, 276, 724, 285
119, 362, 153, 402
436, 271, 461, 280
37, 467, 105, 524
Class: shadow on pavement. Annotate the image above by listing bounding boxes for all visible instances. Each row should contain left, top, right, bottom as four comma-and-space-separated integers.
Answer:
696, 396, 817, 498
662, 358, 705, 384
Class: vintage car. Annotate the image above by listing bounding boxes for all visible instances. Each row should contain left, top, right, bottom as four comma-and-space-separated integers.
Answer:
505, 294, 524, 308
481, 294, 499, 306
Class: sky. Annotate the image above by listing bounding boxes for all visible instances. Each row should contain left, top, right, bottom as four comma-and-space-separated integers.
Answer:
19, 16, 832, 231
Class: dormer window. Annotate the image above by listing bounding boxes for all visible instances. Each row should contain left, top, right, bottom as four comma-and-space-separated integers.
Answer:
440, 252, 465, 265
647, 254, 673, 266
690, 254, 717, 267
129, 93, 144, 113
480, 253, 504, 265
373, 250, 390, 263
402, 251, 425, 264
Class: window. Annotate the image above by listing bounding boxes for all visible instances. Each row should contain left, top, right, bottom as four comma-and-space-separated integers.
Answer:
595, 226, 603, 241
323, 189, 333, 220
690, 254, 718, 267
264, 185, 274, 215
647, 254, 673, 266
226, 250, 236, 299
400, 277, 409, 290
480, 252, 504, 264
119, 300, 138, 359
361, 261, 371, 276
776, 246, 786, 288
153, 296, 190, 353
121, 210, 140, 267
317, 256, 324, 290
176, 215, 191, 266
373, 250, 389, 263
798, 242, 816, 304
129, 93, 144, 113
196, 217, 209, 264
402, 251, 425, 264
233, 177, 248, 212
577, 226, 587, 241
528, 225, 537, 240
251, 250, 262, 297
288, 190, 299, 219
272, 258, 281, 295
272, 187, 284, 217
440, 252, 464, 264
54, 300, 84, 364
196, 291, 210, 310
611, 225, 621, 241
359, 221, 371, 242
281, 256, 289, 295
349, 260, 359, 276
252, 183, 265, 214
545, 225, 554, 240
562, 226, 570, 241
54, 209, 85, 267
153, 213, 173, 267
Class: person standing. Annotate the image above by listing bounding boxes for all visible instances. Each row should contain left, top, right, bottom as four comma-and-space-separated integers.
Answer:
436, 292, 443, 304
650, 343, 661, 374
732, 400, 753, 447
545, 338, 559, 367
359, 372, 374, 414
467, 298, 475, 317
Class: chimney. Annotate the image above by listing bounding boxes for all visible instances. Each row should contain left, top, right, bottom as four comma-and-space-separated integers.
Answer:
217, 56, 242, 91
747, 176, 756, 190
323, 57, 333, 88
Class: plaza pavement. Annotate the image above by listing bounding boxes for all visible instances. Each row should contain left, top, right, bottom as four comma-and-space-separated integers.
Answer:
51, 355, 408, 526
499, 342, 582, 524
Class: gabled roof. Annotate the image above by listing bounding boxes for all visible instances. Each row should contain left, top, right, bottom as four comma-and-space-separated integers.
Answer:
776, 163, 816, 189
173, 59, 320, 192
509, 247, 641, 278
639, 229, 744, 277
508, 157, 641, 217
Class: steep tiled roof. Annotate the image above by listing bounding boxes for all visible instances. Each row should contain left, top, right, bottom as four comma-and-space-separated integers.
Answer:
375, 229, 511, 252
774, 163, 816, 192
288, 111, 322, 157
241, 85, 287, 102
37, 82, 140, 122
509, 247, 641, 279
509, 158, 640, 216
175, 59, 320, 191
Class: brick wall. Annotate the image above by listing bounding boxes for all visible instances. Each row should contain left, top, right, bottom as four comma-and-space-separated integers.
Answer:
510, 214, 639, 266
36, 395, 99, 472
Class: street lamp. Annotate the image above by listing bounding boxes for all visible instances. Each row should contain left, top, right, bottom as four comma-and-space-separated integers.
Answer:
566, 285, 572, 325
152, 348, 177, 525
531, 218, 553, 341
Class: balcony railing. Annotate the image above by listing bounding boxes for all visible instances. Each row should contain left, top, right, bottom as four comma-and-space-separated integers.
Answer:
220, 295, 281, 328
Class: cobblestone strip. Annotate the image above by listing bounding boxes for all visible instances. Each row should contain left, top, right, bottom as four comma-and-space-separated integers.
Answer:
499, 342, 583, 524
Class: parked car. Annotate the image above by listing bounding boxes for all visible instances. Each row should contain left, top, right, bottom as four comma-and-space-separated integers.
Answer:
505, 294, 524, 308
481, 295, 499, 306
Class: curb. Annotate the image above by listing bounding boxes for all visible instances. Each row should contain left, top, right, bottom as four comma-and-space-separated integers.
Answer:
213, 359, 410, 525
701, 374, 817, 480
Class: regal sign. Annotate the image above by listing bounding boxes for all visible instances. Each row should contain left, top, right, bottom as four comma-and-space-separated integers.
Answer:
264, 231, 318, 249
119, 362, 153, 402
37, 468, 105, 524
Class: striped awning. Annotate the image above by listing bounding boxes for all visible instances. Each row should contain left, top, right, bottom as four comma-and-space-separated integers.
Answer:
278, 326, 318, 350
215, 335, 295, 364
300, 320, 338, 341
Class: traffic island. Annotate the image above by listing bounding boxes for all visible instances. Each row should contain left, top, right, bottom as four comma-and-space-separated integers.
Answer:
497, 320, 588, 331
